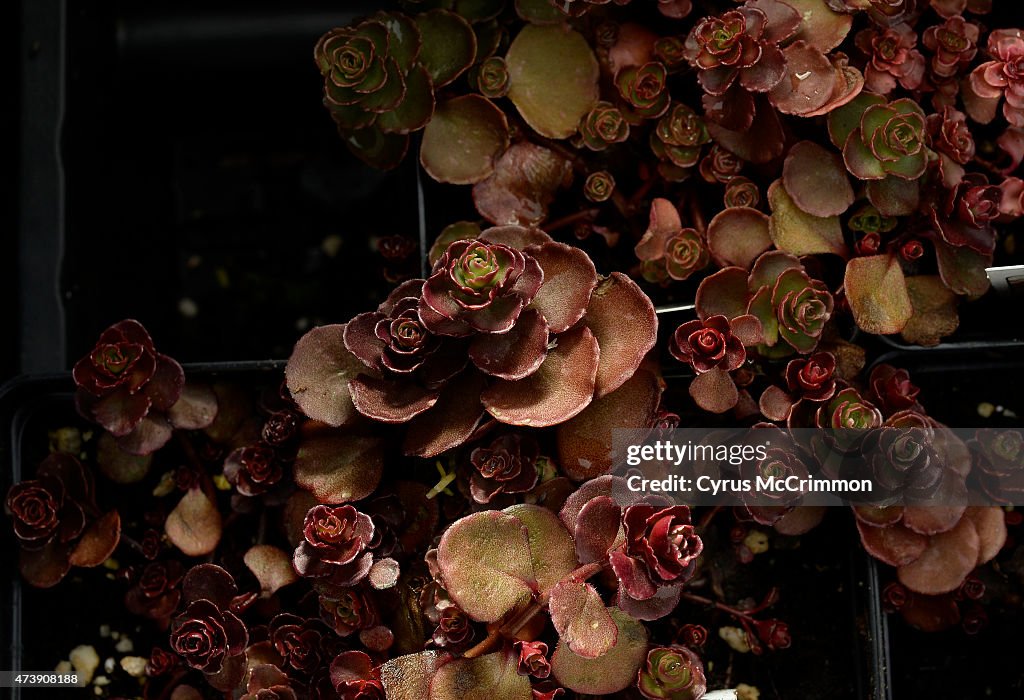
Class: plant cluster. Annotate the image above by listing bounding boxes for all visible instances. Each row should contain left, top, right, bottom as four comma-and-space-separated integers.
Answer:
5, 0, 1024, 698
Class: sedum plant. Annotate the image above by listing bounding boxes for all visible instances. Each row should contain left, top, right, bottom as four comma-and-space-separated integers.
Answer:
5, 0, 1024, 698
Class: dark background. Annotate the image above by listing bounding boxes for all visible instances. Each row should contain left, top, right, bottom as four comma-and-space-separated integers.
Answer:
9, 0, 434, 384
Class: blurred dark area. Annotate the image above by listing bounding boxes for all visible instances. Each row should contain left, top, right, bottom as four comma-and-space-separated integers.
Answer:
12, 0, 422, 383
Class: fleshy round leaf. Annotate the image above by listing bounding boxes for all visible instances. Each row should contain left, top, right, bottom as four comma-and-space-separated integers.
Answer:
349, 375, 440, 423
430, 650, 532, 700
898, 517, 980, 595
845, 254, 913, 335
707, 97, 785, 164
584, 273, 658, 398
470, 308, 549, 380
557, 370, 661, 481
378, 65, 436, 135
689, 367, 739, 414
900, 593, 961, 633
381, 652, 445, 700
165, 488, 223, 557
286, 324, 367, 427
933, 240, 992, 299
964, 507, 1007, 565
772, 505, 825, 535
368, 557, 401, 590
551, 608, 648, 694
293, 426, 384, 503
481, 325, 599, 427
403, 371, 486, 458
165, 383, 219, 431
573, 496, 622, 564
342, 127, 410, 170
783, 141, 854, 218
768, 41, 836, 116
421, 95, 510, 185
436, 510, 536, 622
695, 267, 750, 320
515, 0, 564, 24
69, 510, 120, 567
527, 242, 598, 334
866, 177, 920, 217
506, 25, 600, 139
473, 142, 573, 225
415, 10, 476, 89
97, 432, 152, 484
479, 224, 554, 250
708, 207, 773, 269
767, 180, 847, 257
244, 545, 298, 595
549, 580, 617, 658
503, 503, 579, 596
856, 521, 928, 567
901, 276, 959, 347
785, 0, 853, 52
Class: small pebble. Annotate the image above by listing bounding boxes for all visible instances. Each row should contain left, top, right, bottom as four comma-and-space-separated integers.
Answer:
120, 656, 148, 678
115, 638, 134, 653
94, 675, 110, 686
737, 684, 761, 700
70, 645, 100, 683
322, 234, 343, 257
719, 626, 751, 653
99, 625, 111, 638
178, 298, 199, 319
55, 661, 72, 675
744, 530, 770, 555
104, 657, 115, 674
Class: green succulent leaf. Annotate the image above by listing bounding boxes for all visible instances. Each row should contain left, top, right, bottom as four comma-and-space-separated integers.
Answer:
767, 180, 848, 257
430, 650, 532, 700
377, 65, 436, 134
420, 95, 510, 184
415, 9, 477, 88
551, 608, 648, 694
506, 25, 600, 139
844, 254, 913, 335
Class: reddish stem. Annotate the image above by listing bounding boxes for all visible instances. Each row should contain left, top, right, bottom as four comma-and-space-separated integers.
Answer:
544, 208, 600, 234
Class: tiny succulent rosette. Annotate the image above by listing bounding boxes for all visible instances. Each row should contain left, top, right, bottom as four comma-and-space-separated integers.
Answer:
830, 94, 931, 182
73, 319, 185, 454
168, 565, 249, 690
584, 171, 616, 203
477, 56, 509, 99
330, 651, 386, 700
616, 61, 671, 119
469, 433, 541, 504
855, 23, 925, 95
293, 504, 376, 592
637, 645, 707, 700
610, 504, 704, 603
635, 199, 710, 283
970, 428, 1024, 504
759, 352, 839, 423
579, 101, 630, 151
968, 28, 1024, 126
650, 103, 710, 179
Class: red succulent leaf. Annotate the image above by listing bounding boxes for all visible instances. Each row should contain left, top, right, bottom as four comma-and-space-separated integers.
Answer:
782, 141, 855, 218
548, 580, 617, 658
526, 242, 598, 334
584, 273, 658, 398
550, 608, 648, 695
573, 495, 623, 564
856, 520, 928, 567
286, 324, 367, 427
293, 427, 384, 503
707, 96, 785, 164
556, 369, 662, 481
768, 41, 837, 116
431, 650, 532, 700
897, 516, 980, 595
165, 488, 223, 557
707, 207, 773, 269
481, 325, 599, 427
402, 370, 487, 458
68, 509, 120, 568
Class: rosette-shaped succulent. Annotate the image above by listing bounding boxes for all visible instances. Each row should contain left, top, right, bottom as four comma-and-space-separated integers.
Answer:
968, 29, 1024, 126
5, 453, 120, 588
584, 171, 615, 202
868, 364, 921, 414
514, 640, 551, 678
293, 505, 376, 591
330, 651, 385, 700
925, 172, 1001, 255
855, 23, 925, 94
971, 429, 1024, 504
635, 199, 710, 284
477, 56, 509, 99
616, 61, 670, 118
697, 252, 834, 362
861, 411, 943, 504
650, 103, 710, 180
288, 226, 658, 459
421, 240, 543, 336
469, 434, 540, 503
742, 438, 813, 522
579, 101, 630, 151
830, 95, 930, 181
922, 16, 979, 80
927, 107, 975, 184
610, 504, 703, 601
670, 315, 764, 414
73, 319, 185, 454
223, 446, 283, 497
315, 13, 450, 168
125, 561, 185, 623
683, 1, 799, 97
759, 352, 838, 423
320, 588, 378, 637
724, 177, 760, 208
432, 605, 474, 648
269, 614, 326, 675
637, 646, 706, 700
168, 565, 248, 690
